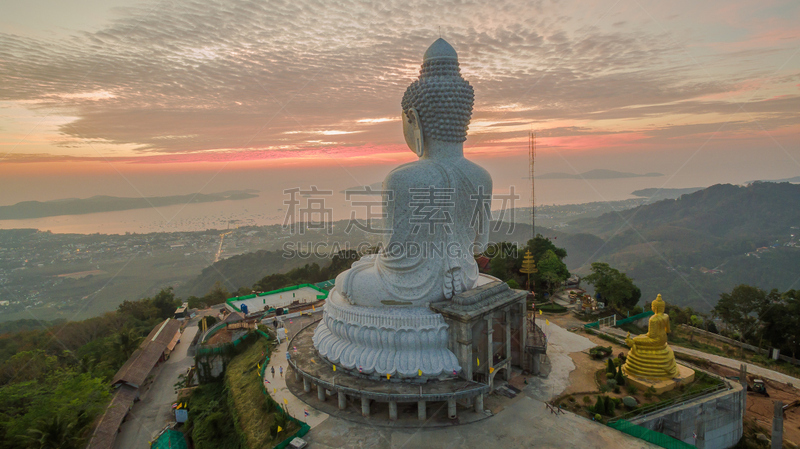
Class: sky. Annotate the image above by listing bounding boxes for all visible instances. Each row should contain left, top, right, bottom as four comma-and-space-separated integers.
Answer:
0, 0, 799, 211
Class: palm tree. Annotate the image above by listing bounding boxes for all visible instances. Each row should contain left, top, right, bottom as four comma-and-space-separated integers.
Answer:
110, 328, 143, 366
23, 414, 83, 449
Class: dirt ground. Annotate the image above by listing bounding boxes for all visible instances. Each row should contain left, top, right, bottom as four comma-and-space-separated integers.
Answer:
705, 364, 800, 445
205, 327, 234, 345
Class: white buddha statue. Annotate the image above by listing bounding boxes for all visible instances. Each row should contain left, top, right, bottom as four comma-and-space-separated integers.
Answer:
338, 38, 492, 308
313, 38, 491, 379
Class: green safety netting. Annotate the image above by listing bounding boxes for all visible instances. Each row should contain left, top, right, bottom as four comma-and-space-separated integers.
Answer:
150, 429, 187, 449
226, 283, 330, 312
608, 419, 696, 449
585, 311, 654, 329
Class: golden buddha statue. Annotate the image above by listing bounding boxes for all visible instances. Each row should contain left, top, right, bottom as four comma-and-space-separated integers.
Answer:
622, 294, 679, 379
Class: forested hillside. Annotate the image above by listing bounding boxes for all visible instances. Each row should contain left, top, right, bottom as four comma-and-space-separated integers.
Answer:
564, 182, 800, 311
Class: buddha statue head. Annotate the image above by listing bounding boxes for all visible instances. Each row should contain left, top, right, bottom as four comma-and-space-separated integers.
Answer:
401, 38, 474, 157
652, 294, 666, 314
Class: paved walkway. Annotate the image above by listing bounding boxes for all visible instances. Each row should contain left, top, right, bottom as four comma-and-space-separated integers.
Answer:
115, 321, 198, 449
603, 327, 800, 386
263, 318, 329, 429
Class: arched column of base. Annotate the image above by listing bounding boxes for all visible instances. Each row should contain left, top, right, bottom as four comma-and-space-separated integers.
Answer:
303, 378, 311, 393
361, 397, 370, 417
338, 391, 347, 410
474, 394, 484, 413
317, 384, 326, 402
389, 401, 398, 421
447, 397, 457, 419
418, 400, 427, 421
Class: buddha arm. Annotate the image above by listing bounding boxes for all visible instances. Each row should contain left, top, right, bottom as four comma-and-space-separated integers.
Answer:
632, 317, 667, 346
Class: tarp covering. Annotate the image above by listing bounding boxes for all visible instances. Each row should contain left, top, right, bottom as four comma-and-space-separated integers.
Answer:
608, 419, 696, 449
150, 429, 188, 449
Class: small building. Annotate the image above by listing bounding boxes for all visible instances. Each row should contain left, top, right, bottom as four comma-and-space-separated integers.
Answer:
87, 319, 183, 449
174, 302, 189, 319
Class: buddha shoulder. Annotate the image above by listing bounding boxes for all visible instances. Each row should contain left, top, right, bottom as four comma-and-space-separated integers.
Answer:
385, 160, 448, 190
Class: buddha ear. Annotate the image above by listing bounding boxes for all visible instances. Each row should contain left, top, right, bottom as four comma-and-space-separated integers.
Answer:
408, 108, 424, 157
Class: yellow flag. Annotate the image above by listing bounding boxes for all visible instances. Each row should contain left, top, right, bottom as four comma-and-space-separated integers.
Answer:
283, 398, 288, 405
418, 369, 422, 376
333, 365, 336, 371
546, 319, 550, 326
312, 305, 316, 311
477, 357, 480, 366
489, 367, 494, 374
273, 388, 276, 393
539, 309, 542, 315
277, 426, 283, 433
387, 373, 391, 380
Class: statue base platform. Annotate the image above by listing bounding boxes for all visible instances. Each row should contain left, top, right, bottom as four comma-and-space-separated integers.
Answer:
291, 319, 491, 425
625, 363, 695, 394
312, 288, 460, 380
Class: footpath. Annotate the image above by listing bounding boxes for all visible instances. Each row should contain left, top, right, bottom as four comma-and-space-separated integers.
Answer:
263, 319, 329, 429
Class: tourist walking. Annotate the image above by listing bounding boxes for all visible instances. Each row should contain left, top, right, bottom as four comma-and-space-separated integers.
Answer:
279, 366, 283, 377
271, 366, 275, 378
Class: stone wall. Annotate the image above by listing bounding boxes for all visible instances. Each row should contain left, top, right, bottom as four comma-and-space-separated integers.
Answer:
631, 381, 745, 449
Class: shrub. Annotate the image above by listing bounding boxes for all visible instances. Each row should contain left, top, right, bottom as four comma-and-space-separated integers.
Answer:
615, 368, 626, 386
593, 396, 604, 414
614, 386, 621, 394
605, 396, 616, 415
627, 384, 638, 395
606, 372, 614, 379
599, 385, 609, 393
594, 413, 602, 421
568, 396, 576, 403
607, 359, 616, 374
590, 345, 614, 359
583, 396, 592, 404
607, 379, 617, 389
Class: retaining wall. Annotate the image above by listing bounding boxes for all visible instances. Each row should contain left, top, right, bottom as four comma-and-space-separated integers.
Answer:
630, 381, 745, 449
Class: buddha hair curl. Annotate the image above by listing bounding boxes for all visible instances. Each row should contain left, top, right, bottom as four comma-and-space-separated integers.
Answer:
401, 58, 474, 143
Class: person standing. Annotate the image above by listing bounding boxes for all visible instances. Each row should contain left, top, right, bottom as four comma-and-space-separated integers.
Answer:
279, 366, 283, 377
271, 366, 275, 378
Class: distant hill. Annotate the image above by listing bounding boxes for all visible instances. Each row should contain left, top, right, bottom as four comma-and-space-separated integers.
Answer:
564, 182, 800, 311
569, 183, 800, 239
630, 187, 705, 202
747, 175, 800, 184
0, 190, 259, 219
175, 249, 327, 298
536, 169, 662, 180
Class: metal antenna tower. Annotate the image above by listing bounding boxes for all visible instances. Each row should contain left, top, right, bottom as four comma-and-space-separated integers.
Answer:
529, 130, 536, 241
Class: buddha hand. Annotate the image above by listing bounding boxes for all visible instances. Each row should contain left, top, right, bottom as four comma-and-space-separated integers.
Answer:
624, 332, 633, 348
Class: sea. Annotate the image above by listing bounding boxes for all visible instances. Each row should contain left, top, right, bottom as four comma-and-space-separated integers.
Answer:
0, 176, 696, 235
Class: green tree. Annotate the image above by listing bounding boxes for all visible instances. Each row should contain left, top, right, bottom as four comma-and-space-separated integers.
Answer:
713, 284, 770, 354
205, 281, 231, 306
23, 414, 83, 449
506, 279, 521, 289
151, 287, 181, 319
583, 263, 642, 311
537, 250, 569, 296
109, 329, 142, 366
760, 289, 800, 360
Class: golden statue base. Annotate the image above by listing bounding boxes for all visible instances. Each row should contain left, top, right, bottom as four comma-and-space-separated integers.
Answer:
625, 363, 695, 394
